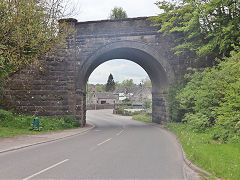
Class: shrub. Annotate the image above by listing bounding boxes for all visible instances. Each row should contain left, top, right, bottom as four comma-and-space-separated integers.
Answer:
132, 113, 152, 123
167, 50, 240, 142
0, 109, 14, 124
167, 82, 186, 122
144, 99, 152, 109
183, 113, 210, 132
62, 116, 79, 127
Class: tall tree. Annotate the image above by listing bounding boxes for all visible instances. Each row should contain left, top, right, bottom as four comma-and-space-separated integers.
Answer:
109, 7, 128, 20
105, 74, 115, 92
150, 0, 240, 62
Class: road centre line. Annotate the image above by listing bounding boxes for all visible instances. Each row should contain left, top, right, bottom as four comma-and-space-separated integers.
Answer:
116, 129, 124, 136
97, 138, 112, 146
22, 159, 69, 180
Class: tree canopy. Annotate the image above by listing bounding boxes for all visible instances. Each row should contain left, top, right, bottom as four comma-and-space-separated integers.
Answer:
150, 0, 240, 62
156, 0, 240, 143
109, 7, 128, 20
0, 0, 76, 95
119, 79, 136, 88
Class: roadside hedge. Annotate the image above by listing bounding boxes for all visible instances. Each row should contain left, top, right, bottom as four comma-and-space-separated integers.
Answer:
167, 51, 240, 143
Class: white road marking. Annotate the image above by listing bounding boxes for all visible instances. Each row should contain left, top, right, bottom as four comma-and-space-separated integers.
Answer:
97, 138, 112, 146
116, 129, 124, 136
22, 159, 69, 180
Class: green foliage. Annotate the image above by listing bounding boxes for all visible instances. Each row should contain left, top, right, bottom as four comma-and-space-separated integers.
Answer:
89, 78, 138, 95
94, 84, 105, 92
87, 83, 105, 101
167, 51, 240, 143
119, 79, 136, 87
0, 0, 74, 95
0, 109, 79, 137
88, 84, 105, 92
62, 116, 79, 127
177, 69, 221, 125
183, 113, 211, 132
109, 7, 128, 20
165, 123, 240, 179
132, 113, 152, 123
105, 73, 115, 92
150, 0, 240, 61
144, 99, 152, 109
167, 80, 186, 122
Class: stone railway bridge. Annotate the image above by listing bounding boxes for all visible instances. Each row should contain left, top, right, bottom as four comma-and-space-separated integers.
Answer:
3, 17, 195, 126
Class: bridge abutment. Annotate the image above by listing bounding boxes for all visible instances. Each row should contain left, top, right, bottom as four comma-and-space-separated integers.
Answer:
152, 92, 169, 124
74, 89, 86, 127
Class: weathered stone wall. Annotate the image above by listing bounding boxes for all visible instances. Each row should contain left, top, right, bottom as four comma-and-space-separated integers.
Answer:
2, 17, 197, 125
3, 49, 77, 117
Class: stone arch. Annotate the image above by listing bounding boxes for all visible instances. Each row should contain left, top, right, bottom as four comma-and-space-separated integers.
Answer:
76, 40, 175, 125
78, 41, 174, 88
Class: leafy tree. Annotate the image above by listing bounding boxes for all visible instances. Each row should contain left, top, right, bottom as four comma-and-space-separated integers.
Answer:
121, 79, 136, 87
154, 0, 240, 143
109, 7, 128, 20
150, 0, 240, 62
105, 74, 115, 92
0, 0, 77, 95
94, 84, 105, 92
167, 51, 240, 142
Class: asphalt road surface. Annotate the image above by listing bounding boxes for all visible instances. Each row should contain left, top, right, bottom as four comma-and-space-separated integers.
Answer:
0, 109, 192, 179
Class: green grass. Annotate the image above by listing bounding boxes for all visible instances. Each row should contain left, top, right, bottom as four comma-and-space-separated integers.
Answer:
165, 123, 240, 180
132, 113, 152, 123
132, 113, 240, 179
0, 127, 40, 137
0, 109, 80, 137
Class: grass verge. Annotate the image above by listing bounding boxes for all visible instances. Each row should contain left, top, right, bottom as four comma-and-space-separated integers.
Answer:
132, 114, 240, 179
132, 113, 152, 123
165, 123, 240, 180
0, 109, 80, 137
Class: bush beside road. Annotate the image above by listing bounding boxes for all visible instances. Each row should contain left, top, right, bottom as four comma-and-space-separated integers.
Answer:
0, 109, 79, 137
132, 112, 152, 123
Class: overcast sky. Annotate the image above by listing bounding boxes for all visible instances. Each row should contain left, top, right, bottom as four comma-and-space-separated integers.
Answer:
72, 0, 161, 84
74, 0, 160, 22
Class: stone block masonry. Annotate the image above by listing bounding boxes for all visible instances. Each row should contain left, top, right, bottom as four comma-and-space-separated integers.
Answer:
2, 17, 198, 126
